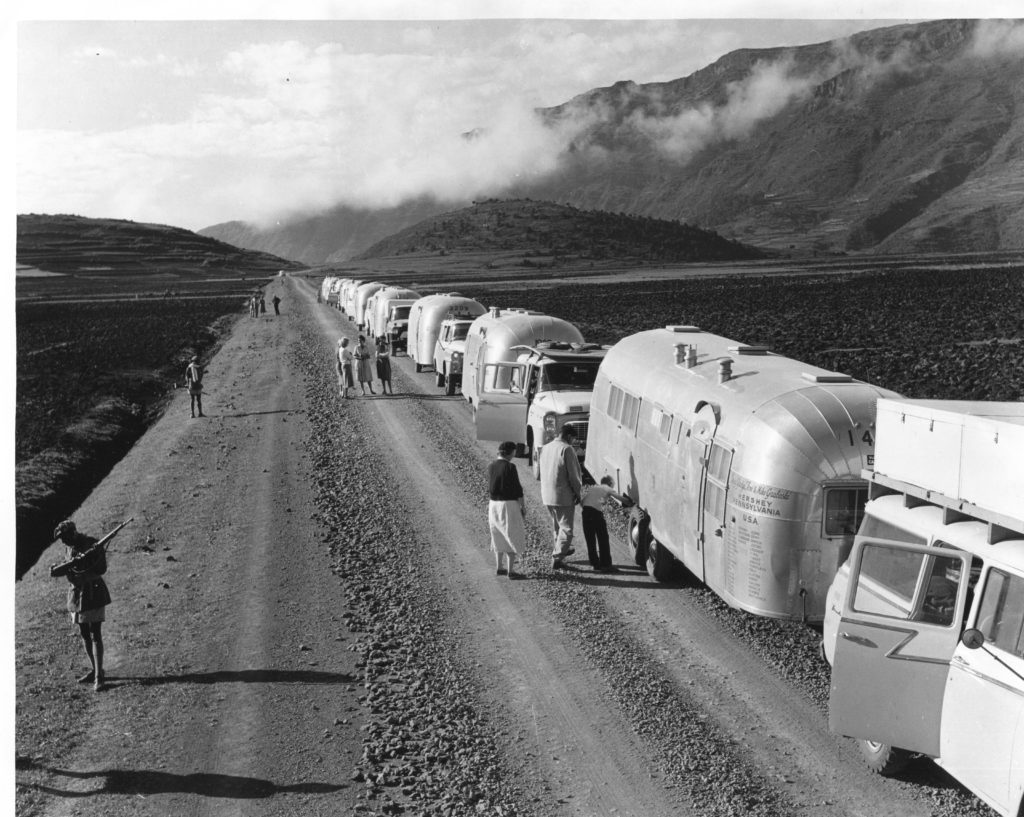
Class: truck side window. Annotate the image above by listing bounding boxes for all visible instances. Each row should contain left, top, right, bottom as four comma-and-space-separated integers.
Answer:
852, 545, 927, 618
977, 569, 1024, 659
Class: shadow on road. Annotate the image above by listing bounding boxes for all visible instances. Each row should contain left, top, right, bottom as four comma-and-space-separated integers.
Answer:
126, 668, 356, 686
219, 409, 305, 418
19, 762, 346, 799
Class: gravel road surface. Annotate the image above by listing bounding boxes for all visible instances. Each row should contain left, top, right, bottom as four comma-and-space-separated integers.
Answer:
15, 274, 995, 817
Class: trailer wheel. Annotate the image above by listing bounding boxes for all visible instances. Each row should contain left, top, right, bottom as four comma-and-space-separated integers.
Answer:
858, 740, 911, 776
627, 508, 650, 567
646, 536, 678, 582
530, 444, 541, 480
415, 362, 423, 373
444, 372, 457, 396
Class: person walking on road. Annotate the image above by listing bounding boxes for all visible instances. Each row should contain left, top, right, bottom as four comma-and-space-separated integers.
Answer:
185, 355, 205, 418
375, 335, 394, 395
272, 294, 281, 315
49, 520, 111, 691
259, 295, 266, 316
539, 425, 583, 569
488, 441, 526, 578
581, 469, 632, 572
354, 335, 375, 395
337, 338, 354, 399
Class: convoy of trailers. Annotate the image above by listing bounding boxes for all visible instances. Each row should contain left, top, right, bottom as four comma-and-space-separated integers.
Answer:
319, 273, 1023, 812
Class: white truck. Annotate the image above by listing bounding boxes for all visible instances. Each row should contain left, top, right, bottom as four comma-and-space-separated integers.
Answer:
824, 398, 1024, 816
433, 318, 477, 396
473, 341, 608, 477
408, 294, 486, 374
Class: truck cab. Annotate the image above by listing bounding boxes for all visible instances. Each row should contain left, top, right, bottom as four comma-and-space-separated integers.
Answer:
473, 342, 607, 476
384, 302, 414, 353
824, 399, 1024, 817
433, 319, 474, 396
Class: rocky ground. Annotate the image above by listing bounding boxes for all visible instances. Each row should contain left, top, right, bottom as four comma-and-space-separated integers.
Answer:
14, 274, 995, 817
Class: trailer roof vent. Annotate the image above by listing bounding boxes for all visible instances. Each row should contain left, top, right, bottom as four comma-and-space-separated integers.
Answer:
802, 372, 854, 384
665, 325, 701, 333
729, 345, 771, 356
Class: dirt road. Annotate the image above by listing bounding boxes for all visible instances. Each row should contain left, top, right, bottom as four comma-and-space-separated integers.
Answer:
15, 275, 991, 817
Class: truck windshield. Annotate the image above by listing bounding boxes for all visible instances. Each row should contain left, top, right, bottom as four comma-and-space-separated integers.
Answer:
451, 324, 469, 341
539, 360, 601, 391
392, 307, 410, 320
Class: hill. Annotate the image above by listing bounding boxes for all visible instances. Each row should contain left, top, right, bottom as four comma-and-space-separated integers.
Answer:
353, 199, 765, 263
17, 213, 303, 274
200, 19, 1024, 262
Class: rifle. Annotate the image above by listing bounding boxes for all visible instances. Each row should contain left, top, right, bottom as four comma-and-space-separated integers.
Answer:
50, 518, 133, 577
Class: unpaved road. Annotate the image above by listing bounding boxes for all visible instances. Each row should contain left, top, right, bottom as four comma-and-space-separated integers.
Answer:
15, 275, 991, 817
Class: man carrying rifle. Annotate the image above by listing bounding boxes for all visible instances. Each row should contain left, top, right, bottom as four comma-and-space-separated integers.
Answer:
50, 518, 130, 691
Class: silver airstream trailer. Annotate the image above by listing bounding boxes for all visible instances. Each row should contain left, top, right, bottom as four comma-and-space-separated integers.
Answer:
585, 325, 900, 622
407, 294, 486, 373
352, 282, 386, 329
366, 286, 421, 340
340, 279, 364, 317
320, 276, 338, 304
462, 308, 584, 405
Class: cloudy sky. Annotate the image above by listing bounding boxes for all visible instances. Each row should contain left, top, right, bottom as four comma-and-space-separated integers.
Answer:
13, 0, 1017, 232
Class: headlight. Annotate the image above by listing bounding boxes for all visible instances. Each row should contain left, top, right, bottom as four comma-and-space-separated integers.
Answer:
542, 412, 557, 443
452, 351, 463, 362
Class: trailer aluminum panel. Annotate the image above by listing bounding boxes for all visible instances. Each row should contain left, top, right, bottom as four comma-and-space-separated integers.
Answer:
586, 325, 900, 621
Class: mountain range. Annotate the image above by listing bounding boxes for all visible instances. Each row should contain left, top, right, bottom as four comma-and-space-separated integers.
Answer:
201, 18, 1024, 264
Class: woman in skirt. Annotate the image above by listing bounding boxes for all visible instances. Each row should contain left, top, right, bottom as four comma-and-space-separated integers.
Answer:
375, 335, 394, 395
353, 335, 375, 395
50, 520, 111, 691
487, 441, 526, 578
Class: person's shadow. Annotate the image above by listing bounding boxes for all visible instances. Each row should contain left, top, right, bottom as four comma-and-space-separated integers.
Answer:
18, 760, 346, 799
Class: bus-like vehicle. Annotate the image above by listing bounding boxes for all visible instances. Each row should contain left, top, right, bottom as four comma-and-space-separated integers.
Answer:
824, 398, 1024, 816
584, 324, 899, 621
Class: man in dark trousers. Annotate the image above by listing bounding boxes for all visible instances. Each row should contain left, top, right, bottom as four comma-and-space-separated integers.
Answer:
272, 294, 281, 315
185, 355, 205, 418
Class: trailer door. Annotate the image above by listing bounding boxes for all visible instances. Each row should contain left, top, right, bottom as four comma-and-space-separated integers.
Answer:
685, 403, 719, 581
475, 362, 528, 444
829, 539, 970, 755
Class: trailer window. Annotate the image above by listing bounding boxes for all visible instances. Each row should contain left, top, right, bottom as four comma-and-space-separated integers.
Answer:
703, 443, 732, 522
621, 393, 640, 432
824, 488, 868, 536
607, 385, 624, 421
977, 570, 1024, 659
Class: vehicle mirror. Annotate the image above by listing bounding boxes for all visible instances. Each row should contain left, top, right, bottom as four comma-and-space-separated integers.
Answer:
961, 628, 985, 650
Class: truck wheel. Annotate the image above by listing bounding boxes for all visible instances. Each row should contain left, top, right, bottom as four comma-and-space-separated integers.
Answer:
444, 373, 457, 396
415, 362, 423, 373
435, 369, 444, 387
627, 508, 650, 567
646, 536, 679, 582
858, 740, 911, 776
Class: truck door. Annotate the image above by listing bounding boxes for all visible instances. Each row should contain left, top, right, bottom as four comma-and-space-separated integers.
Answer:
475, 362, 528, 444
829, 540, 970, 755
940, 564, 1024, 813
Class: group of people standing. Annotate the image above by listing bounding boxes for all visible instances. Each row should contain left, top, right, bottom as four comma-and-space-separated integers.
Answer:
487, 425, 631, 578
248, 292, 282, 318
336, 334, 393, 398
